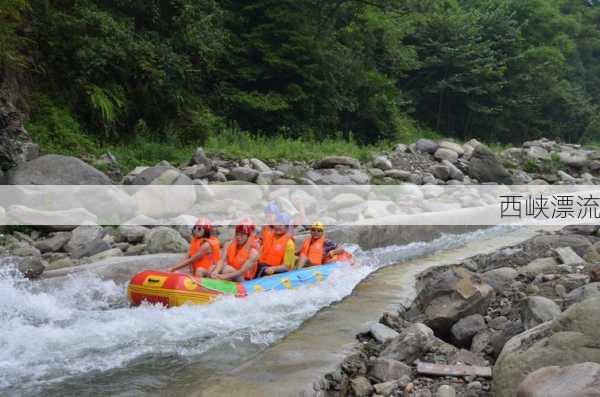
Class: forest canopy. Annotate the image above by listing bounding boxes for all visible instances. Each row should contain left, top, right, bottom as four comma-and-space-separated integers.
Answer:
3, 0, 600, 145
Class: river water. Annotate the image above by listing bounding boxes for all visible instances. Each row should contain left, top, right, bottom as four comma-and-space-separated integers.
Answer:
0, 226, 542, 396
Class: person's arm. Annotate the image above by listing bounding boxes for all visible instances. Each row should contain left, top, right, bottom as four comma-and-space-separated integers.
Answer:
168, 243, 209, 272
210, 242, 228, 277
217, 248, 259, 280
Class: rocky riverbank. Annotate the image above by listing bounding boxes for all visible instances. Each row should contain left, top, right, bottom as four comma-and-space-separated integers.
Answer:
312, 225, 600, 397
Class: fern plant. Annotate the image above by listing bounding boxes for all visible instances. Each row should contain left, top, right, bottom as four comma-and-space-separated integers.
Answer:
84, 83, 126, 135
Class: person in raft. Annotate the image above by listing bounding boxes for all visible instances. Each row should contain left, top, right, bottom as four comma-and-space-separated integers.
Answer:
259, 199, 305, 246
296, 221, 350, 268
255, 213, 296, 278
167, 218, 220, 277
210, 221, 259, 282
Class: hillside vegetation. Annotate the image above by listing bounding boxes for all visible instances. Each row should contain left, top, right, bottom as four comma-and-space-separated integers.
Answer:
2, 0, 600, 157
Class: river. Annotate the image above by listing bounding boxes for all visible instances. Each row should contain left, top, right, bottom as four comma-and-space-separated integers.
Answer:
0, 225, 546, 396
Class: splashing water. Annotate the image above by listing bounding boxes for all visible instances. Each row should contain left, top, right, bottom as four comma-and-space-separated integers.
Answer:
0, 226, 514, 396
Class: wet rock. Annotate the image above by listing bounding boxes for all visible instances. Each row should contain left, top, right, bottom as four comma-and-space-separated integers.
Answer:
115, 225, 149, 244
369, 358, 412, 383
416, 139, 439, 154
467, 145, 513, 184
450, 314, 487, 347
228, 166, 259, 182
65, 225, 110, 259
131, 166, 190, 185
182, 164, 212, 179
132, 181, 196, 218
85, 248, 123, 262
448, 349, 486, 366
435, 385, 456, 397
554, 247, 585, 266
590, 266, 600, 283
381, 323, 434, 363
350, 376, 373, 397
429, 165, 450, 181
34, 232, 71, 253
482, 267, 518, 292
558, 152, 588, 168
518, 258, 559, 278
370, 323, 400, 344
516, 362, 600, 397
45, 257, 76, 271
530, 235, 592, 257
314, 156, 361, 169
522, 296, 561, 330
383, 169, 411, 180
125, 244, 147, 256
441, 160, 464, 181
373, 380, 402, 397
7, 154, 111, 185
144, 227, 188, 253
434, 148, 459, 163
342, 352, 368, 377
0, 255, 44, 278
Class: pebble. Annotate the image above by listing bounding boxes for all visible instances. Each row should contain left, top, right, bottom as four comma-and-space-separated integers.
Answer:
555, 284, 567, 298
526, 284, 540, 295
467, 381, 482, 390
435, 384, 456, 397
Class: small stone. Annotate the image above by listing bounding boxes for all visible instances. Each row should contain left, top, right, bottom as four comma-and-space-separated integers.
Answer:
526, 284, 540, 295
590, 266, 600, 283
435, 385, 456, 397
467, 381, 482, 390
369, 322, 400, 344
555, 247, 585, 266
554, 284, 567, 298
373, 380, 400, 396
350, 376, 374, 397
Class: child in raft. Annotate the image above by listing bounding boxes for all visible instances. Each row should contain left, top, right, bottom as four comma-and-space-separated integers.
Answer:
167, 218, 221, 277
255, 213, 296, 277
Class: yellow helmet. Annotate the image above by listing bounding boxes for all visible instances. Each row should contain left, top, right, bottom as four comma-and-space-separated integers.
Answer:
310, 221, 325, 231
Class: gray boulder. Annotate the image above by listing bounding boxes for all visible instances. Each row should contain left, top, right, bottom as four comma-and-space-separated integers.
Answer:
516, 362, 600, 397
250, 158, 271, 173
228, 166, 259, 182
381, 323, 435, 363
7, 155, 110, 185
416, 139, 439, 154
493, 297, 600, 397
350, 376, 373, 397
314, 156, 360, 169
518, 257, 559, 278
0, 255, 44, 278
434, 148, 459, 163
559, 151, 588, 168
555, 247, 585, 266
450, 314, 487, 347
522, 296, 561, 330
65, 225, 111, 259
327, 193, 365, 211
369, 322, 400, 344
144, 227, 188, 253
34, 232, 71, 253
408, 267, 495, 336
439, 140, 464, 156
565, 283, 600, 306
115, 225, 149, 244
373, 155, 393, 171
429, 164, 450, 181
467, 145, 513, 184
188, 147, 212, 168
305, 168, 369, 185
131, 166, 192, 185
482, 267, 518, 292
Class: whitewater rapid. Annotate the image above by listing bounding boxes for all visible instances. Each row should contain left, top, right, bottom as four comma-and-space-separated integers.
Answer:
0, 226, 513, 396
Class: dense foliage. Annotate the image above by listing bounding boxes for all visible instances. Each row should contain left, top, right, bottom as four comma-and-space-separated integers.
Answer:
6, 0, 600, 145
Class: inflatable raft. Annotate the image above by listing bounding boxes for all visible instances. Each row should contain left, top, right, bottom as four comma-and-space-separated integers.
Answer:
127, 262, 349, 307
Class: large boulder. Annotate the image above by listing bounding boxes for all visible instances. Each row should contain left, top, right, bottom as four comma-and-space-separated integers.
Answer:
482, 267, 518, 292
188, 147, 212, 168
314, 156, 361, 169
434, 148, 459, 163
416, 139, 439, 154
144, 227, 188, 253
131, 166, 192, 185
368, 358, 412, 383
115, 225, 149, 244
7, 155, 111, 185
64, 225, 111, 259
467, 145, 513, 184
516, 362, 600, 397
0, 255, 44, 279
228, 166, 259, 182
7, 205, 98, 230
327, 193, 365, 211
34, 232, 71, 253
565, 283, 600, 306
408, 267, 495, 337
493, 297, 600, 397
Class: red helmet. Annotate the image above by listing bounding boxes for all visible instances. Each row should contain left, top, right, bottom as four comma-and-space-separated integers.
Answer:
194, 218, 212, 233
235, 219, 255, 235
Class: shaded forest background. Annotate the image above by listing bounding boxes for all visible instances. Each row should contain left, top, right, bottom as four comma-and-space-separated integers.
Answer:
2, 0, 600, 150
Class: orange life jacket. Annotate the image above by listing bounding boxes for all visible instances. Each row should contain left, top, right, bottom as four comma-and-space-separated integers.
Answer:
324, 250, 353, 264
188, 237, 221, 273
300, 236, 325, 265
258, 226, 275, 263
226, 235, 258, 280
260, 233, 292, 266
